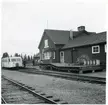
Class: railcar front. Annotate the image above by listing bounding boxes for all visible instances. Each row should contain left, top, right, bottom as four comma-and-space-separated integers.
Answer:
2, 57, 23, 69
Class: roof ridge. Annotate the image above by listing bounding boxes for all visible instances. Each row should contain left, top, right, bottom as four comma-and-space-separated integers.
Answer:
44, 29, 78, 32
62, 31, 106, 49
97, 31, 106, 34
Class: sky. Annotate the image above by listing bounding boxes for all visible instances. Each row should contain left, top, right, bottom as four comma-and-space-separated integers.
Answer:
1, 0, 107, 56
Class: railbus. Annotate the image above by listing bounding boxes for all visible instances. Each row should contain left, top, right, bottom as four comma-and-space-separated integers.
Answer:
1, 57, 23, 68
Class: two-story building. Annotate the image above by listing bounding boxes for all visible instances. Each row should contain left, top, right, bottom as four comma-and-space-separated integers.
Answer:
38, 26, 106, 67
38, 29, 70, 64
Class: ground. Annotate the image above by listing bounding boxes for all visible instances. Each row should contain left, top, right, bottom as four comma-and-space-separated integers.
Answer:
81, 71, 106, 78
2, 69, 106, 104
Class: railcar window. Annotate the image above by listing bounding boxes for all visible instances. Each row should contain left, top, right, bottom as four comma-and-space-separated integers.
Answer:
17, 59, 21, 61
2, 59, 7, 62
11, 59, 16, 62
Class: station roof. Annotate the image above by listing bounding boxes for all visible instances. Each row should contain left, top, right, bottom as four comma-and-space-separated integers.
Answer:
62, 31, 106, 49
45, 29, 96, 45
38, 29, 72, 48
45, 29, 70, 44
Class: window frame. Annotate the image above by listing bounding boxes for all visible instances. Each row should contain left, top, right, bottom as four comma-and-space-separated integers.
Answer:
92, 45, 100, 54
44, 39, 49, 48
11, 59, 16, 62
53, 52, 55, 59
44, 52, 51, 60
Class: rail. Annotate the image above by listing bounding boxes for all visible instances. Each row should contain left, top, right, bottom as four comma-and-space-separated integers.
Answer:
18, 69, 106, 84
1, 97, 7, 104
2, 75, 59, 104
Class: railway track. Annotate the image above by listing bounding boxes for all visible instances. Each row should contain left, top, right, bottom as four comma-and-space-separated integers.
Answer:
18, 68, 106, 84
1, 97, 7, 104
2, 75, 67, 104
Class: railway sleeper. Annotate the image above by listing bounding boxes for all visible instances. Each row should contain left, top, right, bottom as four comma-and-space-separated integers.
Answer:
2, 77, 58, 104
46, 95, 53, 98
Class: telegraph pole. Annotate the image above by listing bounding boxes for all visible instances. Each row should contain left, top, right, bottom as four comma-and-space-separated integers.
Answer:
47, 20, 48, 29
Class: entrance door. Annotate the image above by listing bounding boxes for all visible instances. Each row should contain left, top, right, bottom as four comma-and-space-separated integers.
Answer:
60, 51, 64, 63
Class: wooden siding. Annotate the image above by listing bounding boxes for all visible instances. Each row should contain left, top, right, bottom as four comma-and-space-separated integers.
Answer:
39, 32, 57, 64
64, 49, 72, 63
62, 43, 106, 64
92, 43, 106, 63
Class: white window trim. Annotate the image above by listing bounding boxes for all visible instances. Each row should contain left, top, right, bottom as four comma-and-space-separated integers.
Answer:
53, 52, 55, 59
92, 45, 100, 54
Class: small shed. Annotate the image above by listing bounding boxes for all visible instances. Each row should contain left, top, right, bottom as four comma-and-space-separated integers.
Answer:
34, 53, 40, 65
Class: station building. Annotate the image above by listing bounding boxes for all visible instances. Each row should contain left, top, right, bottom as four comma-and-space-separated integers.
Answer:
38, 26, 106, 67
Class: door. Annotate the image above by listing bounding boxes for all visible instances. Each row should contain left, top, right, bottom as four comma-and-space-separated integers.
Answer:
71, 49, 77, 63
60, 51, 64, 63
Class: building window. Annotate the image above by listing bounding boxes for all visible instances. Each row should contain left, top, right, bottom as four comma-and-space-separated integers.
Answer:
53, 52, 55, 59
105, 44, 107, 53
44, 39, 49, 48
42, 49, 44, 60
44, 52, 51, 60
47, 52, 49, 59
92, 45, 100, 54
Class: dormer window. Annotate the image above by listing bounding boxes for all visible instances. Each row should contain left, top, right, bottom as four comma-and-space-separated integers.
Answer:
44, 39, 49, 48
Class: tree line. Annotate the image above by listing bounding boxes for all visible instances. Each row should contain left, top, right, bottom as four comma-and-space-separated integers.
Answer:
2, 52, 36, 61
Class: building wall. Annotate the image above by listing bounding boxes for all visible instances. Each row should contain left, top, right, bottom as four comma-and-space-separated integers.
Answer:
92, 43, 106, 63
39, 32, 56, 51
63, 49, 72, 63
63, 43, 106, 64
55, 45, 65, 63
39, 32, 58, 64
72, 46, 92, 63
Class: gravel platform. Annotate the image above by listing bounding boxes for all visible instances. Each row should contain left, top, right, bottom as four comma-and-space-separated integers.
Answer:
2, 70, 106, 104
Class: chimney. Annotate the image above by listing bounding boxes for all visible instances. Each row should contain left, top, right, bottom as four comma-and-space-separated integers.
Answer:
78, 26, 85, 31
70, 30, 73, 40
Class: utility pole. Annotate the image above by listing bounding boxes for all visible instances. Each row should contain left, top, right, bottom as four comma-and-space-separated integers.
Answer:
47, 20, 48, 29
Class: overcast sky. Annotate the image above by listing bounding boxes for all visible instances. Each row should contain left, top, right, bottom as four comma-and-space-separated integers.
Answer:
1, 0, 107, 56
